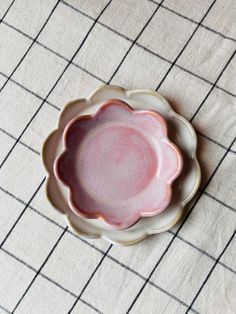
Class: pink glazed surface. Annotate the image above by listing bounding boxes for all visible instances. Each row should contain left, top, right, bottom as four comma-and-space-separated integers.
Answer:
54, 100, 183, 229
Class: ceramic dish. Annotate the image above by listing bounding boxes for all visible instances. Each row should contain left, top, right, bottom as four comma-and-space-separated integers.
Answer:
54, 99, 182, 229
43, 85, 201, 245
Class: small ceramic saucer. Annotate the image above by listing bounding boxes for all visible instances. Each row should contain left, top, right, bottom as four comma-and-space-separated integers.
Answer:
43, 85, 201, 245
54, 99, 182, 230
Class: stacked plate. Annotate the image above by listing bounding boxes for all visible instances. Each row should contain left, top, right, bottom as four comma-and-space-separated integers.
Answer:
43, 85, 200, 245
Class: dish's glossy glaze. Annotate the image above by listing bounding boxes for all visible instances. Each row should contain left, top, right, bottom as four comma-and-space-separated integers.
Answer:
54, 99, 182, 229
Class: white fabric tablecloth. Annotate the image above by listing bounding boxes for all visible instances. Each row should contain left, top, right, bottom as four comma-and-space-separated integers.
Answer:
0, 0, 235, 313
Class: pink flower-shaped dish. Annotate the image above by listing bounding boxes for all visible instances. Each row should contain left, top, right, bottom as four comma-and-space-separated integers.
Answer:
54, 99, 182, 229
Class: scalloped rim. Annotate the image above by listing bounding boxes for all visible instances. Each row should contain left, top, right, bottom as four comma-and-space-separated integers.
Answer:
54, 99, 183, 229
42, 85, 201, 245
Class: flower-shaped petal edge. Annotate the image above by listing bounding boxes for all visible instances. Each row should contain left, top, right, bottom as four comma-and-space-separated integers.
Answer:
42, 85, 201, 245
53, 99, 183, 229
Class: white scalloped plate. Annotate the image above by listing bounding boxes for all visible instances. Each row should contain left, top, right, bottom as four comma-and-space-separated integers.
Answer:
43, 85, 201, 245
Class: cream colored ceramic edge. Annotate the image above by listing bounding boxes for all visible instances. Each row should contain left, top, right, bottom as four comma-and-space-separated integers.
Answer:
170, 112, 201, 206
42, 85, 201, 245
43, 86, 200, 244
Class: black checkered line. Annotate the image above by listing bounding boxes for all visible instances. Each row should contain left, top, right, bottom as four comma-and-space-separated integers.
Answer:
0, 0, 234, 312
0, 0, 112, 170
107, 0, 165, 84
0, 0, 16, 23
126, 136, 236, 313
67, 244, 113, 314
185, 230, 236, 313
0, 247, 104, 314
1, 218, 235, 314
190, 49, 236, 122
1, 13, 236, 100
61, 0, 236, 97
0, 69, 60, 110
0, 0, 61, 94
0, 0, 233, 274
0, 1, 114, 311
10, 227, 68, 313
0, 127, 40, 156
155, 0, 218, 90
0, 80, 234, 314
1, 0, 236, 102
190, 50, 236, 122
0, 178, 46, 248
0, 184, 235, 276
1, 5, 235, 107
61, 0, 236, 95
0, 304, 11, 314
0, 243, 200, 314
147, 0, 236, 42
0, 174, 234, 313
2, 0, 232, 255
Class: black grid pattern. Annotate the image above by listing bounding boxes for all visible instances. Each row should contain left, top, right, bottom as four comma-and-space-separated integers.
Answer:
0, 0, 235, 313
0, 179, 235, 313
